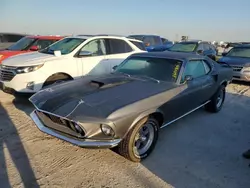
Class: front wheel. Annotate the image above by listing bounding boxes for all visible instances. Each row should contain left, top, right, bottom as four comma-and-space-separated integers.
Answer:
205, 85, 226, 113
118, 116, 159, 162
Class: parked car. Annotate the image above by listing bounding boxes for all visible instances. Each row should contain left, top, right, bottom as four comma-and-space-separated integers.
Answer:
0, 35, 146, 94
0, 33, 27, 50
161, 37, 174, 49
168, 40, 217, 60
29, 51, 232, 162
128, 35, 167, 52
217, 44, 250, 82
0, 35, 64, 63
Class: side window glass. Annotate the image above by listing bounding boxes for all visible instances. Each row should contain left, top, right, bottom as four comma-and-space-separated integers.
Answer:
182, 60, 206, 81
153, 36, 161, 45
108, 39, 132, 54
143, 36, 155, 46
196, 43, 203, 51
203, 43, 210, 51
203, 60, 211, 74
33, 39, 56, 50
80, 39, 106, 56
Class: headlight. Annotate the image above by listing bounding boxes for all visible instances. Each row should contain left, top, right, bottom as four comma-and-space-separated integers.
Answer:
243, 67, 250, 72
0, 55, 3, 60
16, 64, 44, 74
100, 124, 115, 137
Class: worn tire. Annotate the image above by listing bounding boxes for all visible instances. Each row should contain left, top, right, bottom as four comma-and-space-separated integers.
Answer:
205, 85, 226, 113
42, 74, 72, 88
118, 116, 159, 162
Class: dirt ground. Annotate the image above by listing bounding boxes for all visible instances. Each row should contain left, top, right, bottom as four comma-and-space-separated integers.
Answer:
0, 82, 250, 188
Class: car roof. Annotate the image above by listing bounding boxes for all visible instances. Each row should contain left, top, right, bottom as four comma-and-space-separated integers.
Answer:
65, 35, 143, 42
130, 51, 205, 61
128, 34, 159, 37
26, 35, 64, 40
234, 44, 250, 48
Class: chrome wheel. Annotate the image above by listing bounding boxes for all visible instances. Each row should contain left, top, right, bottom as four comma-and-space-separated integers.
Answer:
216, 89, 224, 108
133, 121, 155, 157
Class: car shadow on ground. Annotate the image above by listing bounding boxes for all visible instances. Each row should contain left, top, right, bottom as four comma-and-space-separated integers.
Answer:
141, 92, 250, 188
12, 91, 250, 188
0, 102, 39, 188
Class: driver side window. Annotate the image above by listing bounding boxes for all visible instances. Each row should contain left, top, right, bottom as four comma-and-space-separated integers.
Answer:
80, 39, 106, 56
181, 60, 208, 82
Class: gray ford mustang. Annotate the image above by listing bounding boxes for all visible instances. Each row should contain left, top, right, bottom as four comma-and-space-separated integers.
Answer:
29, 51, 233, 162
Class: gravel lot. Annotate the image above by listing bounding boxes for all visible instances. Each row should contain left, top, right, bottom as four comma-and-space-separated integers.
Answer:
0, 82, 250, 188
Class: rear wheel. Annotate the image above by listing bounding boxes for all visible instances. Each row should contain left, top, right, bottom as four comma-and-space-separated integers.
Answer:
205, 85, 226, 113
42, 74, 72, 88
118, 116, 159, 162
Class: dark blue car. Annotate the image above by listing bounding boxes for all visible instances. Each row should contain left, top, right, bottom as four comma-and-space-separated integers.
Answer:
128, 35, 168, 52
217, 44, 250, 82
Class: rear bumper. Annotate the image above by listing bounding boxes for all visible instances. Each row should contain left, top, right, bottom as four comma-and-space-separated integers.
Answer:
30, 111, 122, 148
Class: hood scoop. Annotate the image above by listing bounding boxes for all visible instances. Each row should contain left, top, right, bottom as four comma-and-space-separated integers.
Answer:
89, 77, 131, 89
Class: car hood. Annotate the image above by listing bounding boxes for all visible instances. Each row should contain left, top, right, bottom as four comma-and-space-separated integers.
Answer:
0, 50, 28, 63
30, 74, 177, 120
218, 56, 250, 66
1, 51, 61, 66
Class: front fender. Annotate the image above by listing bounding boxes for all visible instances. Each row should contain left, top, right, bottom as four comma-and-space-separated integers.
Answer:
121, 108, 164, 139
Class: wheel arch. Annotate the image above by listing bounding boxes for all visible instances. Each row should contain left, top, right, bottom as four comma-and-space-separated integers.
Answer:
42, 72, 74, 88
122, 108, 164, 139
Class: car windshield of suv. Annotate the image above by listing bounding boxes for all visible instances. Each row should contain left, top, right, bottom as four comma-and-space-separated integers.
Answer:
169, 43, 197, 52
226, 47, 250, 58
40, 38, 85, 55
6, 37, 36, 51
114, 57, 182, 82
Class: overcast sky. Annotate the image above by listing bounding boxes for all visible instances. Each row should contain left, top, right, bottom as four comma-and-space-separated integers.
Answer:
1, 0, 250, 42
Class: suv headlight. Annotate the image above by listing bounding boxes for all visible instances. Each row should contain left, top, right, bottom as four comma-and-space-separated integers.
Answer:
16, 64, 44, 74
0, 55, 3, 60
243, 67, 250, 72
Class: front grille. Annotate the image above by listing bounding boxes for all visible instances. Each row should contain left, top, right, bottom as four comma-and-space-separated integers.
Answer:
0, 66, 16, 81
231, 66, 243, 72
35, 110, 85, 137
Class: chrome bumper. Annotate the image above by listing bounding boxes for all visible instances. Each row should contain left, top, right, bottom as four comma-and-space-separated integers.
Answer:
30, 111, 122, 148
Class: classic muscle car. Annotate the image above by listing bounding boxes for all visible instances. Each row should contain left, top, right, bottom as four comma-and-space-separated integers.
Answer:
29, 51, 233, 162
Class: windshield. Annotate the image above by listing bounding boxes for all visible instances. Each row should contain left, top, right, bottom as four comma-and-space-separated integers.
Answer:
226, 48, 250, 58
169, 43, 197, 52
40, 38, 85, 55
114, 57, 182, 82
6, 37, 36, 51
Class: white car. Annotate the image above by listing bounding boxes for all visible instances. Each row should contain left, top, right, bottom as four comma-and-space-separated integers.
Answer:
0, 35, 146, 93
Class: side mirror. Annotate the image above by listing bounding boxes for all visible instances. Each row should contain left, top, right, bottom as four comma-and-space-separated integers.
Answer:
112, 65, 118, 70
78, 51, 93, 57
185, 75, 193, 82
30, 45, 39, 51
197, 50, 204, 54
222, 52, 227, 56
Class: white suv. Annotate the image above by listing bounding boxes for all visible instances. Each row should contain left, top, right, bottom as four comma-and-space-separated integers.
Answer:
0, 35, 146, 93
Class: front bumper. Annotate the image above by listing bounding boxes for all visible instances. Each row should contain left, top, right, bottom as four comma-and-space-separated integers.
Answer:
0, 68, 47, 93
30, 111, 122, 148
232, 71, 250, 82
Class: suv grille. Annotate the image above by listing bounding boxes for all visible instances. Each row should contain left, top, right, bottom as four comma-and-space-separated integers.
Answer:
231, 66, 243, 72
0, 66, 16, 81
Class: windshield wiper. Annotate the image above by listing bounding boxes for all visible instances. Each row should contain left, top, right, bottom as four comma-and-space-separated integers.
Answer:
134, 75, 160, 83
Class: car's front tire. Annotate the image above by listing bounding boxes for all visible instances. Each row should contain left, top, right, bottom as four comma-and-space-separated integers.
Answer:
205, 85, 226, 113
118, 116, 159, 162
